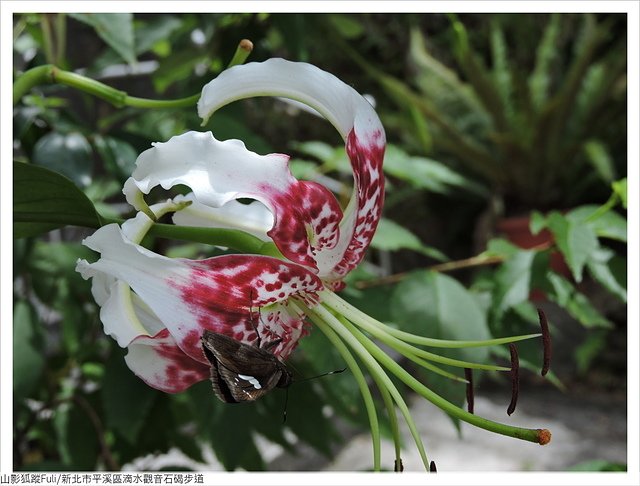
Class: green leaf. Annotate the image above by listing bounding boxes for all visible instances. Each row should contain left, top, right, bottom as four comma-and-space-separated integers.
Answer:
371, 218, 448, 261
546, 273, 612, 328
612, 178, 627, 208
14, 161, 102, 238
13, 300, 45, 402
101, 349, 157, 444
574, 331, 608, 374
528, 14, 561, 109
32, 131, 93, 188
546, 211, 599, 282
391, 271, 491, 363
567, 205, 626, 242
70, 13, 136, 64
328, 14, 365, 39
383, 145, 487, 196
53, 399, 100, 469
583, 140, 616, 183
586, 248, 627, 302
92, 135, 138, 181
483, 237, 521, 258
529, 211, 547, 235
491, 250, 536, 318
391, 271, 491, 429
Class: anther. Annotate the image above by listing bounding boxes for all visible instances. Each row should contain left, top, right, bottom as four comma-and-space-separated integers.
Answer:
507, 343, 519, 416
464, 368, 474, 414
429, 460, 437, 472
538, 308, 552, 376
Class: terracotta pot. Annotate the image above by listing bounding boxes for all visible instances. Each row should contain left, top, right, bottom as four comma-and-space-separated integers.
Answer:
496, 215, 571, 300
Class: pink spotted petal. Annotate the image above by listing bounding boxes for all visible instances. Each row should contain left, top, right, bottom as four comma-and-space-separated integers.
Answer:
198, 59, 386, 281
80, 224, 324, 363
123, 131, 342, 271
125, 328, 210, 393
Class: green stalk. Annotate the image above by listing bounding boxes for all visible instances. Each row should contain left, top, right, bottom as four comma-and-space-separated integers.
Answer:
340, 317, 550, 445
323, 291, 540, 350
306, 310, 381, 471
308, 304, 431, 471
335, 316, 402, 471
13, 64, 200, 109
227, 39, 254, 67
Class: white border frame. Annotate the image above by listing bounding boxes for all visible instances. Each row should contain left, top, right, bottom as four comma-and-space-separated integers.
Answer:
2, 2, 638, 485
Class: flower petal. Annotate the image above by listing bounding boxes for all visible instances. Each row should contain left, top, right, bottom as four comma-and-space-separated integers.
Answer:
198, 59, 386, 281
125, 328, 210, 393
80, 224, 324, 362
123, 131, 343, 271
172, 194, 274, 242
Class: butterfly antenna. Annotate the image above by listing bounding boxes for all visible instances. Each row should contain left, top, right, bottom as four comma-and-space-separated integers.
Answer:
282, 386, 289, 424
292, 368, 347, 385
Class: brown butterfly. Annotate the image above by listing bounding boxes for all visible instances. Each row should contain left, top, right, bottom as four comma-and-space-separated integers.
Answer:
201, 329, 293, 403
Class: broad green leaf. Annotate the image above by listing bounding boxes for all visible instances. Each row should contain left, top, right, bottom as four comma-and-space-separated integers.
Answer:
567, 205, 626, 242
546, 273, 612, 328
586, 248, 627, 302
14, 161, 102, 238
529, 211, 547, 235
152, 48, 208, 93
13, 300, 45, 401
371, 218, 449, 261
134, 15, 182, 55
546, 211, 599, 282
92, 135, 137, 181
391, 271, 491, 429
208, 404, 265, 471
53, 400, 100, 469
101, 350, 157, 444
391, 271, 491, 363
491, 250, 536, 318
32, 131, 93, 188
383, 145, 486, 196
70, 13, 136, 64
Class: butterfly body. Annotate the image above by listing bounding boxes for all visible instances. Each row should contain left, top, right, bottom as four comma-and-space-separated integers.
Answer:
201, 330, 292, 403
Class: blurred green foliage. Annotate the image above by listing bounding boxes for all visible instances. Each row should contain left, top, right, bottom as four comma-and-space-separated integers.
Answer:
13, 13, 627, 471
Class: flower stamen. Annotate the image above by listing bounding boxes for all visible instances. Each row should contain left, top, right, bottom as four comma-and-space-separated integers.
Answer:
465, 368, 474, 414
538, 308, 552, 376
507, 343, 520, 416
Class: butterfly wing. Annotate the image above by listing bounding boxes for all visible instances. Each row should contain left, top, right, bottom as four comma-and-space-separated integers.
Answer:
201, 331, 287, 403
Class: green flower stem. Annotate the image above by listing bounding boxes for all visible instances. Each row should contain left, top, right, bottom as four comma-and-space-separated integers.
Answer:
13, 64, 200, 109
379, 377, 403, 471
335, 315, 402, 471
338, 317, 550, 446
324, 291, 540, 349
323, 291, 511, 371
147, 222, 266, 254
227, 39, 254, 68
303, 307, 381, 472
308, 303, 431, 471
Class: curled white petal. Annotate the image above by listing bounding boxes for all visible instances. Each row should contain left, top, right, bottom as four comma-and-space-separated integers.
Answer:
172, 194, 273, 242
198, 59, 386, 282
198, 58, 382, 147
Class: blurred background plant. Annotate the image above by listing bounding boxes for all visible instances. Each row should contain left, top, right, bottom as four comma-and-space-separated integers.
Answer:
12, 12, 627, 471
